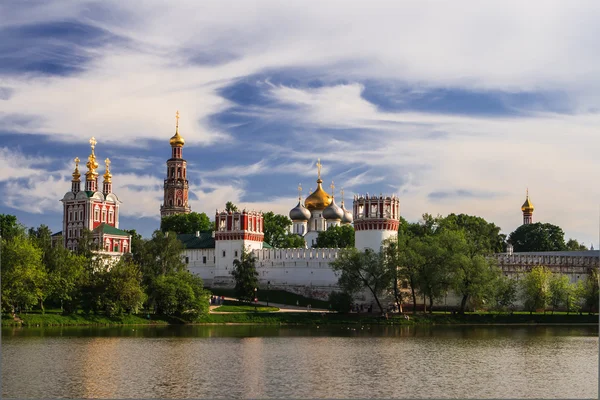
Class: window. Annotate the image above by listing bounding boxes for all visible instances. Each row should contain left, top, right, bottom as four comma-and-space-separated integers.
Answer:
102, 209, 107, 222
185, 257, 189, 264
109, 210, 114, 223
234, 250, 238, 257
222, 250, 226, 257
79, 210, 83, 220
203, 256, 207, 264
171, 167, 175, 178
69, 211, 73, 221
94, 207, 100, 221
114, 243, 120, 252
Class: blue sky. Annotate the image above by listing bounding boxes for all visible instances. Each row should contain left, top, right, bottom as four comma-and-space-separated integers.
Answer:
1, 1, 600, 247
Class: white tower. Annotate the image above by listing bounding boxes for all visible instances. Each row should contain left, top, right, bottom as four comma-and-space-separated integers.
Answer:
214, 209, 264, 280
353, 194, 400, 251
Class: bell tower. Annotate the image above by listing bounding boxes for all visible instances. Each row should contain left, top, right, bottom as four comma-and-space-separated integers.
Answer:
521, 189, 534, 225
161, 111, 191, 218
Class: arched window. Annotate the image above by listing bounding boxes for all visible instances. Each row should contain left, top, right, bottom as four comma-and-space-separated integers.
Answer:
171, 167, 175, 178
102, 209, 107, 222
108, 210, 114, 223
94, 206, 100, 221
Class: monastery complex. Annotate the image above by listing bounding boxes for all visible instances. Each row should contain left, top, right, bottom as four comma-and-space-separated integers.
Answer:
55, 112, 599, 305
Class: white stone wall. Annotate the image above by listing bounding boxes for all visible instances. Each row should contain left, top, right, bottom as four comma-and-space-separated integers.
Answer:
355, 229, 397, 252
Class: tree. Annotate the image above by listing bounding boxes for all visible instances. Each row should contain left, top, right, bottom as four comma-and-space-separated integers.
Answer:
102, 259, 147, 316
576, 268, 599, 314
451, 253, 502, 314
328, 291, 353, 313
566, 238, 588, 251
520, 266, 552, 314
139, 230, 186, 287
160, 212, 213, 234
331, 248, 391, 314
438, 213, 506, 254
548, 274, 571, 314
151, 271, 209, 321
262, 211, 305, 248
1, 235, 47, 313
314, 225, 355, 248
231, 247, 259, 302
45, 245, 86, 313
225, 202, 238, 212
393, 235, 426, 314
493, 275, 518, 312
508, 223, 567, 252
0, 214, 25, 242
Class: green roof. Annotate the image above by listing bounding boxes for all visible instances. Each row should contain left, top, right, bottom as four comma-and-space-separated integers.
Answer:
93, 223, 130, 237
177, 232, 215, 249
262, 242, 273, 249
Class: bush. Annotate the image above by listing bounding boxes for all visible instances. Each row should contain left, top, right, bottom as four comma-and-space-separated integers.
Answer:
328, 291, 353, 313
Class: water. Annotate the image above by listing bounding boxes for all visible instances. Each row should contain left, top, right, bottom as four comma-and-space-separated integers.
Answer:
2, 325, 598, 399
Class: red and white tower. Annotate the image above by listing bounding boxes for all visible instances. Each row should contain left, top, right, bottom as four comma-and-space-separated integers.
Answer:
521, 189, 534, 225
161, 111, 191, 217
60, 137, 130, 254
353, 194, 400, 251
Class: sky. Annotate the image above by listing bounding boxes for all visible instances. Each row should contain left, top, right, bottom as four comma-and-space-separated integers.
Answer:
1, 1, 600, 246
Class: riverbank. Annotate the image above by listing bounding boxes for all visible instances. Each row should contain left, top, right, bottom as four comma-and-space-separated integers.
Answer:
3, 311, 598, 327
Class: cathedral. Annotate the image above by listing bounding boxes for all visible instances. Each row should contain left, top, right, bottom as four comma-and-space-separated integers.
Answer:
56, 137, 131, 256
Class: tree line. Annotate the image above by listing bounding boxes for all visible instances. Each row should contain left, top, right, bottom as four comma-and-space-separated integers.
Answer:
330, 214, 598, 315
1, 214, 209, 321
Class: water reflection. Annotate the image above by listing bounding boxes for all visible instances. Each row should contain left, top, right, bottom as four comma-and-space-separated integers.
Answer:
2, 325, 598, 399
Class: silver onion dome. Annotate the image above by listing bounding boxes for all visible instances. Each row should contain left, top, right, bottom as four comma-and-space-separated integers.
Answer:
323, 198, 344, 220
341, 203, 353, 224
289, 201, 311, 221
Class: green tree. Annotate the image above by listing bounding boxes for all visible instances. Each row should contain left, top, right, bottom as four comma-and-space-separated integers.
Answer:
328, 291, 353, 313
548, 274, 571, 314
45, 245, 86, 314
576, 268, 599, 314
566, 238, 588, 251
160, 212, 213, 234
151, 271, 209, 321
262, 211, 305, 248
331, 248, 391, 314
231, 247, 259, 302
140, 230, 186, 286
451, 253, 501, 314
493, 275, 518, 312
314, 225, 355, 248
102, 259, 147, 316
1, 235, 47, 313
0, 214, 25, 241
394, 235, 426, 314
225, 201, 238, 212
520, 266, 552, 314
508, 223, 567, 252
438, 213, 506, 254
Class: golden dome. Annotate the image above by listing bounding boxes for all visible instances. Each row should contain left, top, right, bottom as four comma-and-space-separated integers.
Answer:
305, 179, 332, 211
72, 157, 81, 181
85, 137, 99, 181
521, 190, 534, 212
170, 110, 185, 147
103, 158, 112, 183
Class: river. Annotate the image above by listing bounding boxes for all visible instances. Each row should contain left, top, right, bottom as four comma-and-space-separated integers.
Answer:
2, 325, 597, 399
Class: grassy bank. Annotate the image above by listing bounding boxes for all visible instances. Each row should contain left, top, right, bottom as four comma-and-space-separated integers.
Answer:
1, 312, 173, 327
213, 300, 280, 313
209, 288, 330, 309
3, 310, 597, 328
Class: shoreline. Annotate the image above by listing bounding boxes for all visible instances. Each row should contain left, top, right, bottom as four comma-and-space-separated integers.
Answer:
3, 312, 599, 328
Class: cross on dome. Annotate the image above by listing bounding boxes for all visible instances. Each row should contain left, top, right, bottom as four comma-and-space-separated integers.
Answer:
330, 180, 335, 197
89, 137, 97, 149
316, 158, 322, 180
175, 110, 180, 128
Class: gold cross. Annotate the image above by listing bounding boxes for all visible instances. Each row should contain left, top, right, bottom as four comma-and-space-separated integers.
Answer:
74, 157, 80, 167
89, 137, 97, 148
105, 158, 111, 169
341, 188, 344, 200
175, 110, 180, 128
316, 158, 322, 179
330, 180, 335, 196
297, 183, 302, 199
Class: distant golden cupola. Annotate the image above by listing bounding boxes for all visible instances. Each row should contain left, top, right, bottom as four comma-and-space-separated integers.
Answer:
169, 110, 185, 147
85, 137, 99, 181
521, 190, 534, 213
304, 159, 332, 211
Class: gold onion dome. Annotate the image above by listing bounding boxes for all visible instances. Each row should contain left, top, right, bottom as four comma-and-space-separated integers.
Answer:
85, 137, 99, 181
521, 190, 534, 212
103, 158, 112, 183
305, 159, 332, 210
72, 157, 81, 181
170, 110, 185, 147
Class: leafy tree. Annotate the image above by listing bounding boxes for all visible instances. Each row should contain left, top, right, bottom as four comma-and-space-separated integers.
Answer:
520, 266, 552, 314
565, 281, 581, 314
45, 245, 86, 313
451, 253, 501, 314
231, 247, 259, 302
102, 259, 147, 316
508, 223, 567, 252
140, 230, 186, 286
381, 237, 406, 313
225, 201, 238, 212
314, 225, 355, 248
151, 271, 209, 321
493, 275, 518, 312
0, 214, 24, 241
566, 238, 588, 251
160, 212, 213, 234
576, 268, 599, 314
438, 213, 506, 254
331, 248, 391, 314
417, 232, 456, 312
262, 211, 305, 248
548, 274, 571, 314
1, 235, 47, 313
393, 234, 426, 314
